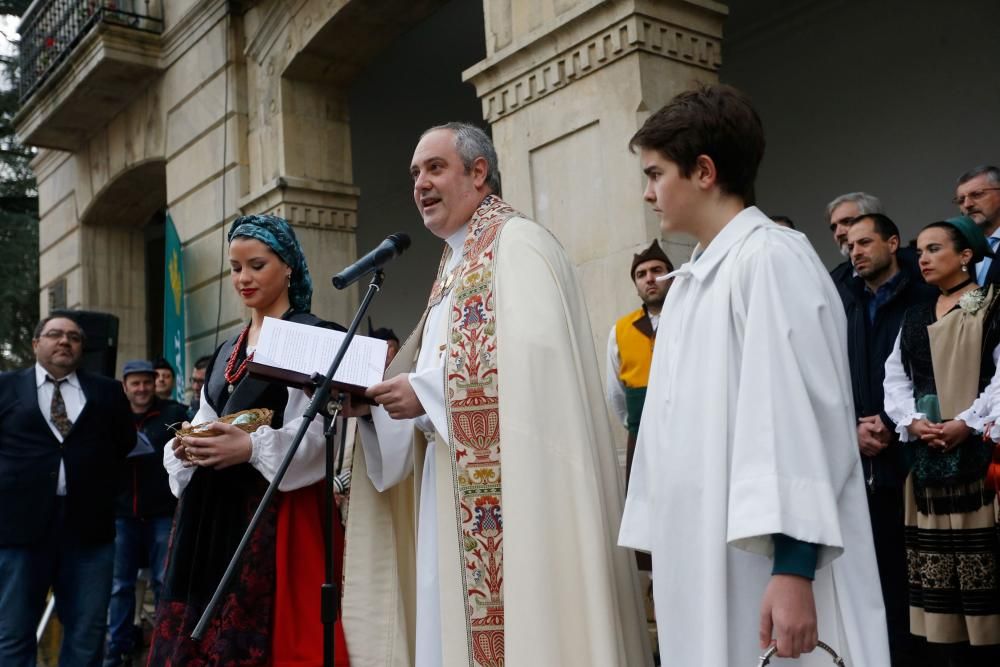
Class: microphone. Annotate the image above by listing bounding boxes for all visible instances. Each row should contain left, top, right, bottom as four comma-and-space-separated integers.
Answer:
332, 233, 411, 289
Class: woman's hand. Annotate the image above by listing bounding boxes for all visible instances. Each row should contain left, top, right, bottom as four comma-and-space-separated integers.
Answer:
182, 422, 254, 469
172, 422, 193, 466
907, 418, 942, 443
929, 420, 972, 451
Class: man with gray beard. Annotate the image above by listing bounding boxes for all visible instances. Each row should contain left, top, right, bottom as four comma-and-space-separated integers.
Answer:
827, 191, 884, 298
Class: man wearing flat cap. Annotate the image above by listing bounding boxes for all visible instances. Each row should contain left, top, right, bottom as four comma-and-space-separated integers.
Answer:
104, 360, 189, 667
606, 239, 674, 485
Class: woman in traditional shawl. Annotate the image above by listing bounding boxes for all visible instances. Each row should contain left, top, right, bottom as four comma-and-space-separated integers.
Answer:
884, 215, 1000, 665
148, 214, 350, 666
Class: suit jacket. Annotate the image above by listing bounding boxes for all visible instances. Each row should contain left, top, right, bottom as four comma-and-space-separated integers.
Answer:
0, 367, 134, 546
116, 397, 189, 519
838, 267, 936, 487
984, 254, 1000, 285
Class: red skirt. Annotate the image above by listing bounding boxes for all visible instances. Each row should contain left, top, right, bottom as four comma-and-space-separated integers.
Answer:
987, 441, 1000, 493
272, 482, 350, 667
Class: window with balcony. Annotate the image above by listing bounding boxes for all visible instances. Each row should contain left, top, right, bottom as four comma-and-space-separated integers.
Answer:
19, 0, 163, 104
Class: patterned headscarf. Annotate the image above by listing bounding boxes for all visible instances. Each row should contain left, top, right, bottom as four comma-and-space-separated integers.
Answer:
228, 214, 313, 313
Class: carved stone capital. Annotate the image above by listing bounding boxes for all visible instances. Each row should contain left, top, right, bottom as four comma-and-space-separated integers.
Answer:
465, 2, 724, 123
238, 176, 360, 231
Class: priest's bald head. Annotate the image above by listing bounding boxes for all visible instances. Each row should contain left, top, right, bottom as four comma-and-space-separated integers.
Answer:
410, 122, 502, 240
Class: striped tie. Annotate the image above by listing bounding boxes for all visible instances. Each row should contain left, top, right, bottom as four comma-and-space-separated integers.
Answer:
47, 376, 73, 438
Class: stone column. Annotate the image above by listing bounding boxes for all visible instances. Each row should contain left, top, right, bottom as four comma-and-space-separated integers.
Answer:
243, 26, 360, 327
465, 0, 726, 457
238, 174, 359, 327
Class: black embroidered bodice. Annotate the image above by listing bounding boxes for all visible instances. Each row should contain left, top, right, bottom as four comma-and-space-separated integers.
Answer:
899, 297, 1000, 401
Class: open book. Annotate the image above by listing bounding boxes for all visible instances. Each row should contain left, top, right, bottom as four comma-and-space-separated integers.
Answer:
248, 317, 388, 399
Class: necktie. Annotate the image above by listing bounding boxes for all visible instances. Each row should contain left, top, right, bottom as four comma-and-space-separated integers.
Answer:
47, 375, 74, 438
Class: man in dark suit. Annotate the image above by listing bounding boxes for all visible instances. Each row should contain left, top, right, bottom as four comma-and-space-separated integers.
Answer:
840, 214, 935, 666
0, 314, 134, 667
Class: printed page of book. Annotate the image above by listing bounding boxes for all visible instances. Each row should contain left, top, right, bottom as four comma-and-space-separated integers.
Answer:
253, 317, 388, 391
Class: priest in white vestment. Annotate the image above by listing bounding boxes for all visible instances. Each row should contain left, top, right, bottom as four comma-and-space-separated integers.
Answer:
341, 123, 652, 667
619, 85, 891, 665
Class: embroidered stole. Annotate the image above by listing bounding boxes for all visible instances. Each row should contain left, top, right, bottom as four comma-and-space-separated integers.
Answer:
434, 195, 518, 667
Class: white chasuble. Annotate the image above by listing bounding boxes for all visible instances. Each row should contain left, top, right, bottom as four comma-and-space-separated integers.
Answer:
619, 207, 890, 666
343, 196, 652, 667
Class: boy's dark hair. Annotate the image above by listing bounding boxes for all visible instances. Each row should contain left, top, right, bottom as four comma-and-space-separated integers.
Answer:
849, 213, 900, 243
629, 84, 765, 205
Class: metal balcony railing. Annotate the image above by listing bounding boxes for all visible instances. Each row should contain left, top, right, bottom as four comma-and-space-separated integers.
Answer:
19, 0, 163, 104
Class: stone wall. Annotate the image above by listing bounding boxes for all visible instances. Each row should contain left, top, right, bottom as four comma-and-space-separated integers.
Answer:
24, 0, 725, 419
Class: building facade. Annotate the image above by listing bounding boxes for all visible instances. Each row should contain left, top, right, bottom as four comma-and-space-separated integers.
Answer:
16, 0, 721, 381
16, 0, 1000, 415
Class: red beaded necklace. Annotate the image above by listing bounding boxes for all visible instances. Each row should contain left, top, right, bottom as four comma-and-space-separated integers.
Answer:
223, 325, 254, 390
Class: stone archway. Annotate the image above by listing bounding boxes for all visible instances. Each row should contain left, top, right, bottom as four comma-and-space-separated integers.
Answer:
78, 158, 168, 364
282, 0, 451, 87
238, 0, 483, 331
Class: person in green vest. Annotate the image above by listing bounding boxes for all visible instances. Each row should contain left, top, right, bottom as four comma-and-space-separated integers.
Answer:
606, 239, 674, 485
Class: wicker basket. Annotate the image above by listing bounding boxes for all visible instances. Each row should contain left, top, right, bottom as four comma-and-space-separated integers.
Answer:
758, 640, 845, 666
176, 408, 273, 461
177, 408, 273, 438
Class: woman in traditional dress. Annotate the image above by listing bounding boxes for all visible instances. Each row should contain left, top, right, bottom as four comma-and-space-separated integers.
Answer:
148, 214, 350, 666
884, 215, 1000, 665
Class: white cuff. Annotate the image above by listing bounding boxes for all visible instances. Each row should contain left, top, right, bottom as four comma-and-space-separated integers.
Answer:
248, 436, 258, 466
956, 408, 987, 434
894, 412, 926, 442
163, 437, 195, 497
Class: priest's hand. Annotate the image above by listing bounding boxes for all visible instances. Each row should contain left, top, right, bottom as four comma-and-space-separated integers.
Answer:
929, 419, 971, 451
759, 574, 818, 659
181, 422, 253, 470
367, 374, 425, 420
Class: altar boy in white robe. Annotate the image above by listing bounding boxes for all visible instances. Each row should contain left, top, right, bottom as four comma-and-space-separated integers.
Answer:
618, 84, 891, 665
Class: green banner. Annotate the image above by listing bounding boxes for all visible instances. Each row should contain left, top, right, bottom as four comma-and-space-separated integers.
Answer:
163, 213, 186, 402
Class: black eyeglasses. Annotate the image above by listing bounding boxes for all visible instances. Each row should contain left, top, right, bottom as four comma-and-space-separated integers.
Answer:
39, 329, 83, 344
952, 188, 1000, 206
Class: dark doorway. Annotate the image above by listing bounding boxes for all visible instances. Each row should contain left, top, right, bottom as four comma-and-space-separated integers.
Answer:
348, 0, 486, 334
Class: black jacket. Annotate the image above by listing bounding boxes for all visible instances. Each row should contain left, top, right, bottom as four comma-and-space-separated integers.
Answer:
982, 254, 1000, 285
830, 259, 855, 303
116, 397, 189, 519
0, 367, 134, 546
839, 267, 936, 487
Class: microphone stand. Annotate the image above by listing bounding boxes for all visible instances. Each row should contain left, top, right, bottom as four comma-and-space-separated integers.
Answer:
191, 269, 386, 667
